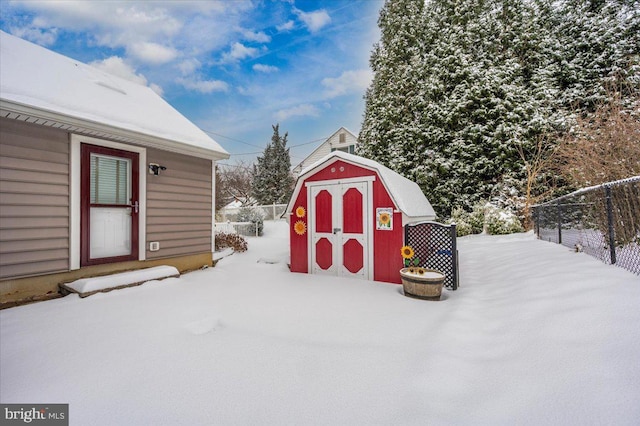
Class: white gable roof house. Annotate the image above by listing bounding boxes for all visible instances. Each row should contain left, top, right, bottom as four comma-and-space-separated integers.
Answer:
0, 31, 230, 305
292, 127, 357, 176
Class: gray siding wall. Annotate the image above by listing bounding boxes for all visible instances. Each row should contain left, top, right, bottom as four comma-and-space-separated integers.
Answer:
0, 117, 70, 279
146, 148, 212, 259
0, 117, 213, 280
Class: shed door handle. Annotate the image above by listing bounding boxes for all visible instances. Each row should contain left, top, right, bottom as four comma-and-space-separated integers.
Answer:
333, 228, 341, 234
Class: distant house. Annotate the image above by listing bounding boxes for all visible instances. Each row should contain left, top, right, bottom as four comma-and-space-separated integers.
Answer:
292, 127, 357, 177
0, 31, 229, 304
217, 197, 256, 222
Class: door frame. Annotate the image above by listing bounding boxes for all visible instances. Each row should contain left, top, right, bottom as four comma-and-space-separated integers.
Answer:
80, 143, 139, 266
70, 135, 147, 270
306, 176, 374, 280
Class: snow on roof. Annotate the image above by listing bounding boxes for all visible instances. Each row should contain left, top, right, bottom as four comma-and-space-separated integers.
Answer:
0, 31, 228, 159
289, 151, 436, 219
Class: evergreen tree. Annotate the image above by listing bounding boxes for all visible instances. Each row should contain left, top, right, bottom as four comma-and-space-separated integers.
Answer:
358, 0, 426, 174
251, 124, 295, 205
551, 0, 640, 113
359, 0, 639, 218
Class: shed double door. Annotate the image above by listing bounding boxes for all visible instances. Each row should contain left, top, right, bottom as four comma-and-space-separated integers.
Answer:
309, 182, 369, 279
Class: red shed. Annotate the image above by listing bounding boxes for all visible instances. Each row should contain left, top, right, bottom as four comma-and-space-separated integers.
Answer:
285, 151, 436, 284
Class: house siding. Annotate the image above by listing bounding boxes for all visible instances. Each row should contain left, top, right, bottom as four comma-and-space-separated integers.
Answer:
146, 148, 212, 259
0, 117, 70, 279
293, 128, 358, 175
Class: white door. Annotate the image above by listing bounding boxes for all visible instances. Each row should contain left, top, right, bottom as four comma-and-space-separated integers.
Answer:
309, 181, 369, 279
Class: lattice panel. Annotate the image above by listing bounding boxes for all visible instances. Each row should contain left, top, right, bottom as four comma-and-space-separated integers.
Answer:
405, 222, 458, 290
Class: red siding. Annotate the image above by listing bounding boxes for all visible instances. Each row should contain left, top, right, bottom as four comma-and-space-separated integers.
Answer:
291, 158, 404, 284
372, 180, 403, 284
305, 160, 376, 183
290, 186, 308, 273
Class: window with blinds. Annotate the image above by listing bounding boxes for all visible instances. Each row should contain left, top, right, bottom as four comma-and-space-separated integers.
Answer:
90, 153, 130, 205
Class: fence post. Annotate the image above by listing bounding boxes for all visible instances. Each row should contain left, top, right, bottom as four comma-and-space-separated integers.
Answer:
557, 200, 562, 244
604, 185, 617, 265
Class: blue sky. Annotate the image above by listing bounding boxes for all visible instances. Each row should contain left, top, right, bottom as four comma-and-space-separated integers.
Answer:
0, 0, 383, 167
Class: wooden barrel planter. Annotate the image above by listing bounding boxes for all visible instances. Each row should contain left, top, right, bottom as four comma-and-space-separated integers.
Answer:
400, 268, 445, 301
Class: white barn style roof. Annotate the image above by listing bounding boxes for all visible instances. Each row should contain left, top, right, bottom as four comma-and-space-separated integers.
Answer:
0, 31, 229, 160
288, 151, 436, 220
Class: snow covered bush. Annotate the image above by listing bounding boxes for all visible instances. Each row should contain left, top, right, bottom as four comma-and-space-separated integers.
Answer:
468, 203, 486, 235
215, 233, 248, 253
484, 204, 525, 235
449, 201, 524, 236
448, 207, 473, 237
448, 203, 485, 237
448, 207, 474, 237
237, 206, 264, 236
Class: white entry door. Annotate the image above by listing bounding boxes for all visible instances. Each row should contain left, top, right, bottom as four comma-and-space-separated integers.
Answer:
309, 181, 370, 279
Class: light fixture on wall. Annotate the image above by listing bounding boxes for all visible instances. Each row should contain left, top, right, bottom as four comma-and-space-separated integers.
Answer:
148, 163, 167, 175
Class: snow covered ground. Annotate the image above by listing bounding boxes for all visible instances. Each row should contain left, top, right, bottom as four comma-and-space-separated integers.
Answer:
1, 220, 639, 425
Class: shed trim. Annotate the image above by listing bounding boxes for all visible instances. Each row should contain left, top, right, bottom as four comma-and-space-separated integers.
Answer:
287, 152, 436, 221
306, 179, 374, 280
304, 176, 376, 188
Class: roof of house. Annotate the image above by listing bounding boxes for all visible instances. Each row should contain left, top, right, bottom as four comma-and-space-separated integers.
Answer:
292, 127, 357, 173
287, 151, 436, 220
0, 31, 229, 160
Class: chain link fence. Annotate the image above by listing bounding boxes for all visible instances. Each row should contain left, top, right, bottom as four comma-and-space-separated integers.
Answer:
532, 176, 640, 275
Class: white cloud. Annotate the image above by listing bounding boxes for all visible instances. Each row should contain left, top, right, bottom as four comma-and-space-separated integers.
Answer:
149, 83, 164, 97
276, 20, 295, 32
322, 69, 373, 98
177, 58, 202, 75
9, 26, 58, 46
89, 56, 165, 96
128, 42, 178, 64
3, 1, 254, 65
222, 42, 259, 62
177, 77, 229, 94
243, 30, 271, 43
293, 8, 331, 33
274, 104, 319, 121
253, 64, 279, 73
89, 56, 149, 86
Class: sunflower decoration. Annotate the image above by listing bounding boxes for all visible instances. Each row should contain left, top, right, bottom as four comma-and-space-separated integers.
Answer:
379, 211, 391, 225
401, 245, 421, 272
401, 245, 414, 260
294, 220, 307, 236
295, 206, 306, 218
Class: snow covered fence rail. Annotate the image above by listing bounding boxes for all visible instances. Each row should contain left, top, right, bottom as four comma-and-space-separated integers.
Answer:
219, 203, 287, 221
532, 176, 640, 275
214, 221, 258, 237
